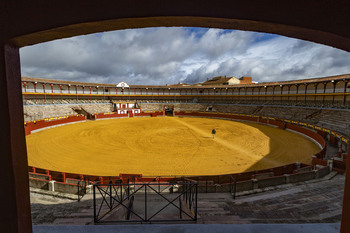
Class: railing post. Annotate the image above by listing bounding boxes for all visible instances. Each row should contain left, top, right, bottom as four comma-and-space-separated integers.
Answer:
109, 182, 112, 210
128, 182, 130, 200
183, 182, 187, 204
93, 184, 97, 223
145, 185, 147, 221
233, 179, 237, 199
85, 176, 88, 194
120, 182, 123, 202
195, 182, 198, 221
189, 184, 192, 209
179, 197, 182, 219
229, 179, 232, 193
77, 180, 80, 202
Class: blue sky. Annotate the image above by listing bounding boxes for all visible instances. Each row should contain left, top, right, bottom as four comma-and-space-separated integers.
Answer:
20, 27, 350, 85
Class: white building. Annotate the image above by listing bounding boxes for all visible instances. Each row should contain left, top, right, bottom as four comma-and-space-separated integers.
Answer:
113, 101, 141, 114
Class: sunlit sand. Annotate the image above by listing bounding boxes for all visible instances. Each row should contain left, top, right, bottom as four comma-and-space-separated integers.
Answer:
26, 117, 320, 176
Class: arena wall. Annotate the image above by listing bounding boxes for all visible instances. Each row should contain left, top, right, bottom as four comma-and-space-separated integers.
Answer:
25, 110, 342, 196
24, 115, 86, 135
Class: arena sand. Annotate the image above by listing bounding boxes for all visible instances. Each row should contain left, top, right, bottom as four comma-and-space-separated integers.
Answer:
26, 117, 320, 176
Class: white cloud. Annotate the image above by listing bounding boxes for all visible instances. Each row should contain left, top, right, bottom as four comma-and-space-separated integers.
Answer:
20, 27, 350, 85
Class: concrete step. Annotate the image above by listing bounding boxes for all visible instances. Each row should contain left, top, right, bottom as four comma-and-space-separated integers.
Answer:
197, 202, 223, 208
68, 212, 93, 217
52, 217, 93, 225
200, 215, 251, 224
199, 211, 231, 216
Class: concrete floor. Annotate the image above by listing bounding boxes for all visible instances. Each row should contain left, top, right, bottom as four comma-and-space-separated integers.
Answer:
33, 223, 341, 233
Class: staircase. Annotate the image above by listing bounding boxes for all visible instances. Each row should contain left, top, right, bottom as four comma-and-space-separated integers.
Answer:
305, 109, 323, 121
252, 106, 264, 115
196, 193, 248, 223
72, 107, 95, 120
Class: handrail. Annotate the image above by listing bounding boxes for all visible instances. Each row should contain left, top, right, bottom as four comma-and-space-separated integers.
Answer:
228, 175, 237, 199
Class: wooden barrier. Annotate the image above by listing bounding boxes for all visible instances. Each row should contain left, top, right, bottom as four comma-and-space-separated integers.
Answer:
312, 157, 328, 166
25, 115, 86, 135
95, 112, 128, 119
286, 123, 326, 148
333, 159, 346, 174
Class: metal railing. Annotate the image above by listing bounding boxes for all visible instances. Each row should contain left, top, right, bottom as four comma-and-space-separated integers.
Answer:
77, 176, 89, 202
193, 175, 237, 199
93, 177, 198, 224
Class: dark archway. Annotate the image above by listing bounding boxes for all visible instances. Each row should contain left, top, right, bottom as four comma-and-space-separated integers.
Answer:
1, 1, 350, 233
2, 1, 350, 52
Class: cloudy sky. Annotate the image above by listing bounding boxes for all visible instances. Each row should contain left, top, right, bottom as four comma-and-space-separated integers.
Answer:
20, 27, 350, 85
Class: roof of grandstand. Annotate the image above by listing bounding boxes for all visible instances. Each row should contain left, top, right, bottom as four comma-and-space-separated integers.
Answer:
21, 73, 350, 88
200, 76, 240, 85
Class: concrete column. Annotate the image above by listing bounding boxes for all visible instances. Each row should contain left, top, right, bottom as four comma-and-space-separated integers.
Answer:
86, 185, 93, 194
314, 170, 319, 179
0, 43, 32, 233
252, 179, 258, 189
49, 181, 56, 192
327, 160, 333, 171
284, 174, 290, 183
342, 142, 347, 154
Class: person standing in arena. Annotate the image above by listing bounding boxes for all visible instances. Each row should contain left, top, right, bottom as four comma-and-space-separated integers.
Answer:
212, 128, 216, 139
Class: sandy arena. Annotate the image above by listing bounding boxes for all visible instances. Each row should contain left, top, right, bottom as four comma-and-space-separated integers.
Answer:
26, 116, 320, 176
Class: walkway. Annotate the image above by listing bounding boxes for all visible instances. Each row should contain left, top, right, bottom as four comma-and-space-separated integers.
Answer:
30, 172, 344, 225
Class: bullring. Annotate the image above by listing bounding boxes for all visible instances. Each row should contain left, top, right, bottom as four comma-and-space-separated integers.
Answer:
23, 74, 348, 184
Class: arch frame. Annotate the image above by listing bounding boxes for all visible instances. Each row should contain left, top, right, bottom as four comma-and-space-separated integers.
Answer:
2, 1, 350, 233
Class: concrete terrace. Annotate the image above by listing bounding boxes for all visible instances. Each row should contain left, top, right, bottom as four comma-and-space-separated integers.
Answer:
30, 172, 344, 227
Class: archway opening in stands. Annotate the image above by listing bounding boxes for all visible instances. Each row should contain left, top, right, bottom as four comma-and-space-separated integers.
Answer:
19, 27, 350, 227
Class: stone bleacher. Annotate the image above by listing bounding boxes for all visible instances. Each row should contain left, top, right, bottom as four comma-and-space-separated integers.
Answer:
81, 104, 113, 114
24, 102, 350, 136
24, 103, 113, 121
175, 103, 207, 112
316, 110, 350, 135
23, 98, 112, 105
24, 105, 76, 121
210, 105, 350, 136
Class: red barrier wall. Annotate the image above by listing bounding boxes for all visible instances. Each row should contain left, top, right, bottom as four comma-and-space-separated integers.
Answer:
286, 123, 326, 148
259, 118, 268, 124
312, 157, 328, 166
269, 119, 285, 129
95, 112, 128, 119
134, 111, 164, 117
330, 134, 337, 145
333, 160, 346, 174
25, 115, 86, 135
